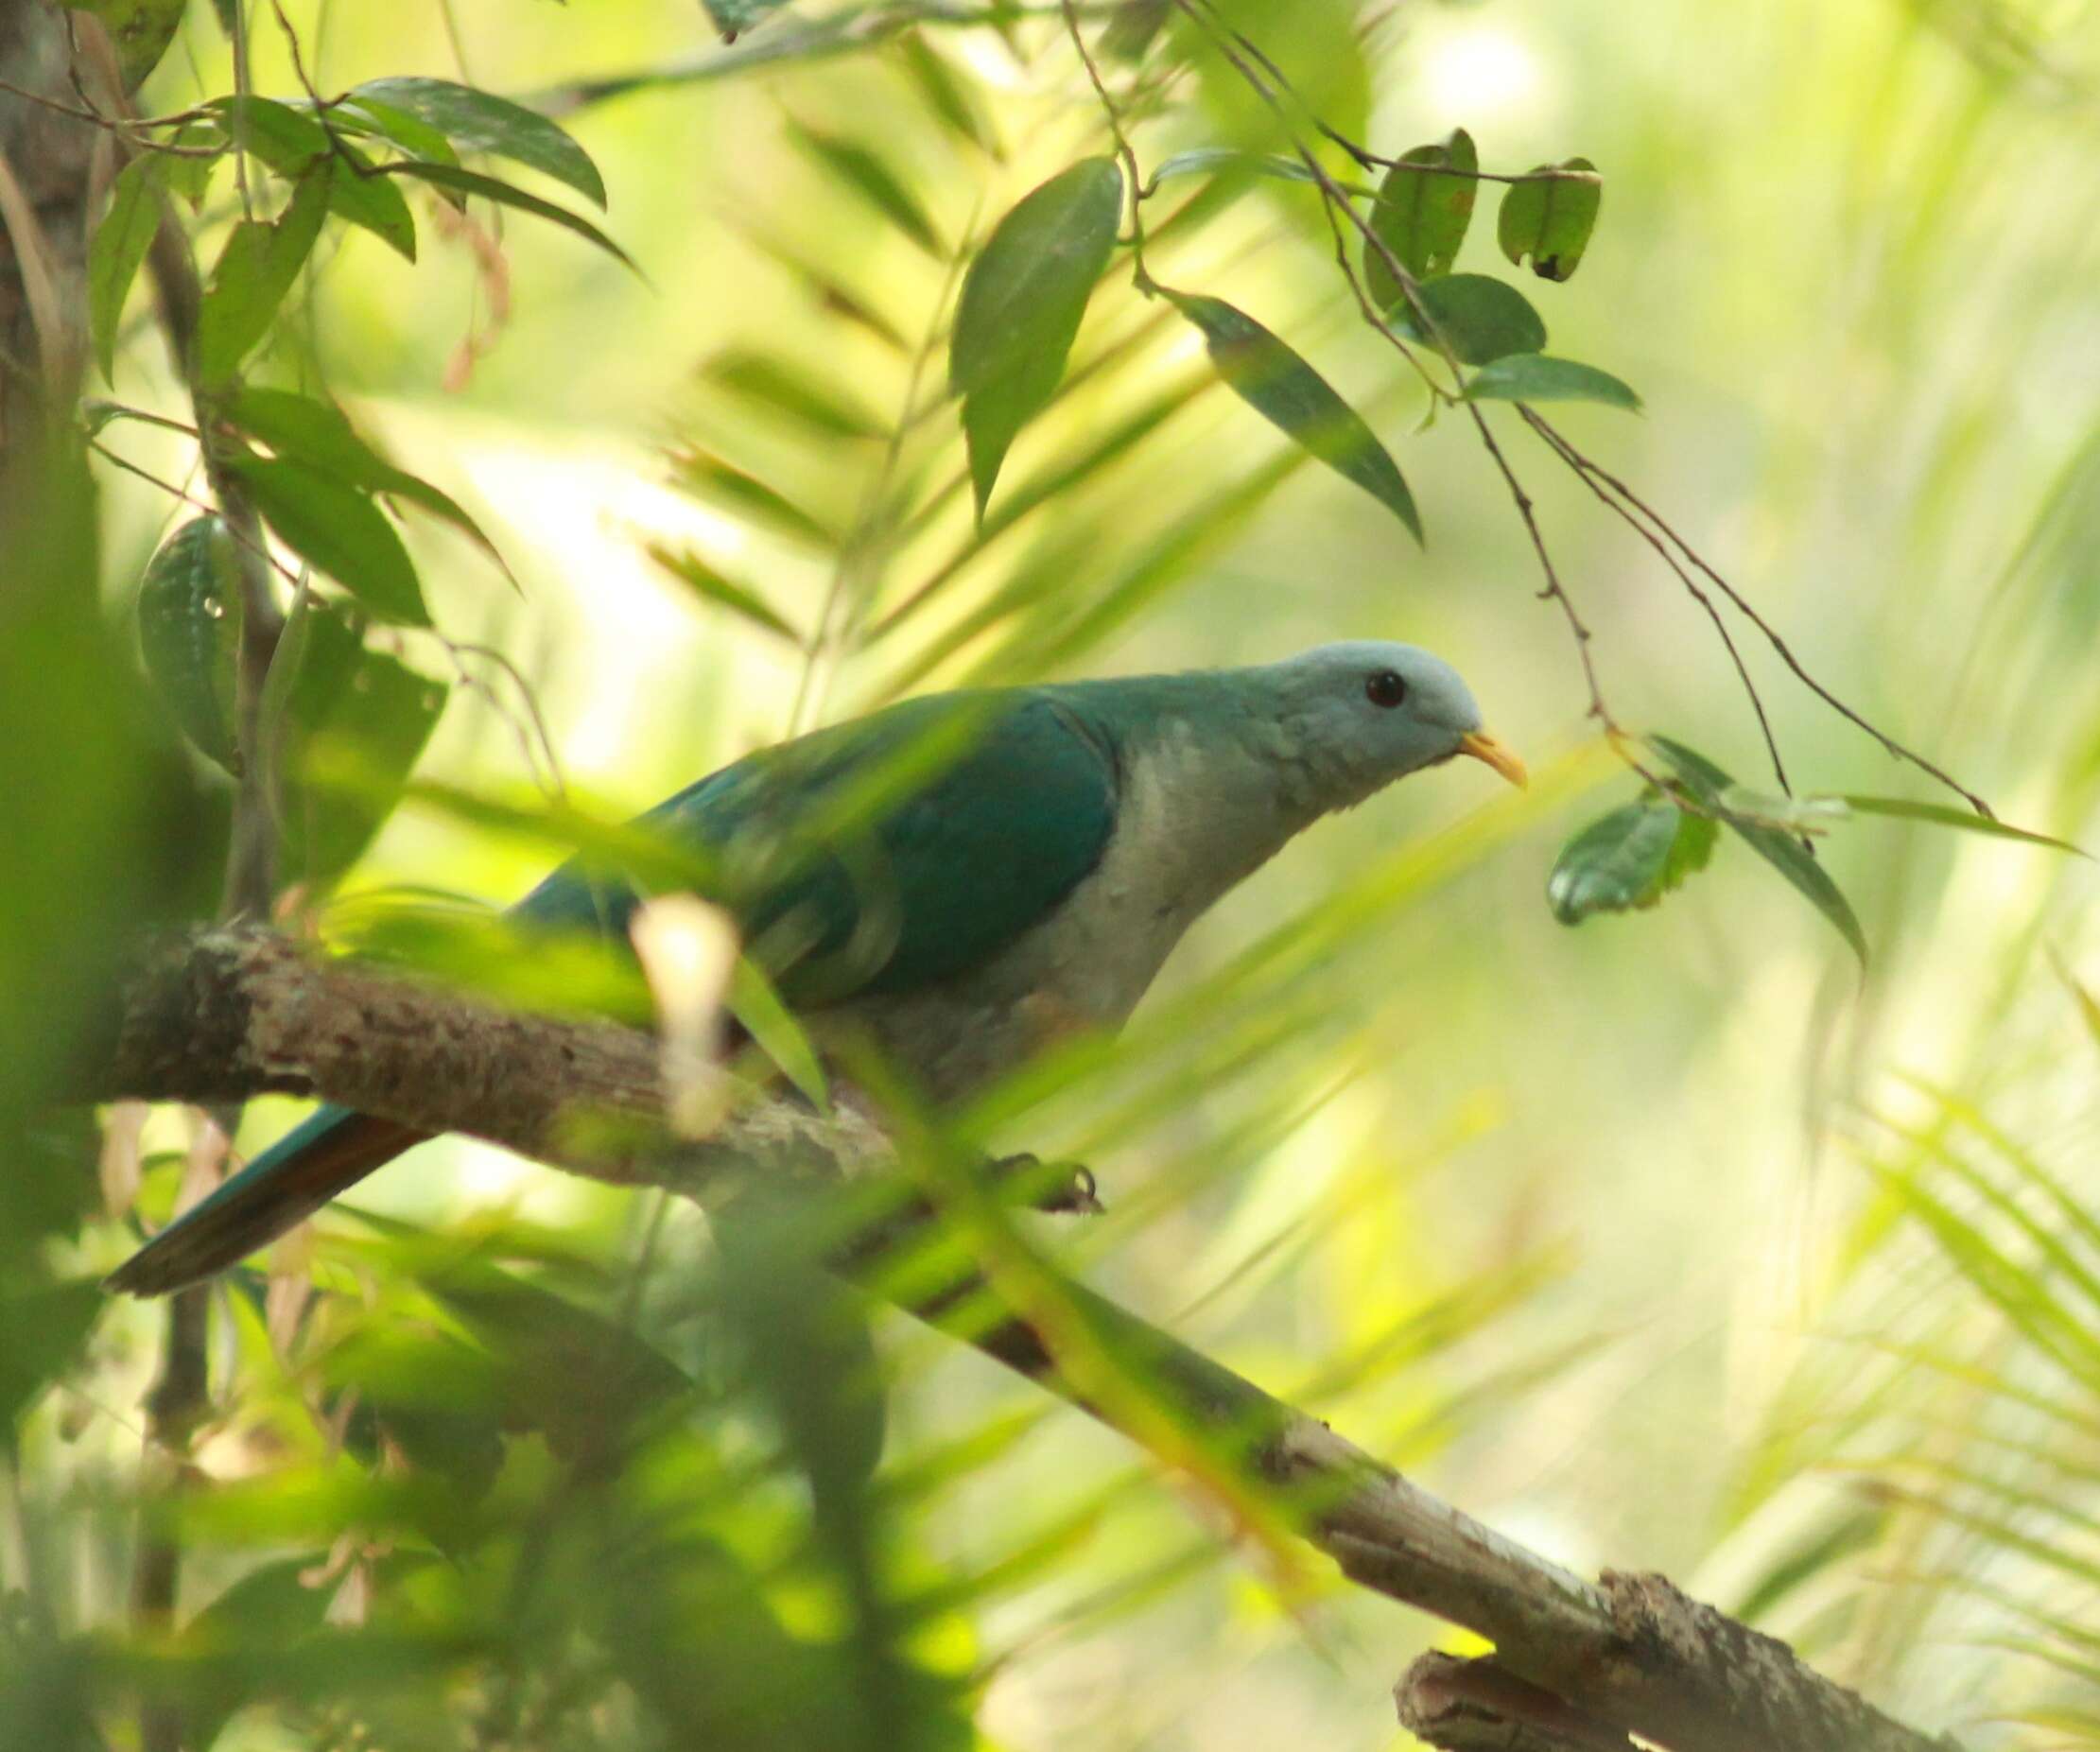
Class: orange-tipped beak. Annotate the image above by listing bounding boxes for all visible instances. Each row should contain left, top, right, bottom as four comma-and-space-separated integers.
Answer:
1458, 730, 1528, 789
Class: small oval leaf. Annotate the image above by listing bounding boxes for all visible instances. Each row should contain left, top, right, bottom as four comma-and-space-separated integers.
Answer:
950, 157, 1123, 516
1365, 128, 1477, 301
1465, 354, 1640, 411
1497, 159, 1602, 283
1548, 795, 1714, 925
350, 77, 606, 208
137, 515, 241, 771
1388, 273, 1546, 366
1167, 289, 1421, 543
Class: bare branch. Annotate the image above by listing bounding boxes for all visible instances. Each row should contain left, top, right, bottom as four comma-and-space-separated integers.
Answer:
90, 928, 1959, 1752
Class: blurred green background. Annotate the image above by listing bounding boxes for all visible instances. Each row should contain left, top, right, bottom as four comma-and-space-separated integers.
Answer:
14, 0, 2100, 1745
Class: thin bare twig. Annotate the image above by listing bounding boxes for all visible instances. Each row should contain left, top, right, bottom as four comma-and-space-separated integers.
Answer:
1522, 408, 1995, 819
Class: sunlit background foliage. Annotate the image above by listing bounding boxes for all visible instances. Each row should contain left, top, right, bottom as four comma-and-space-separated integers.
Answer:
10, 0, 2100, 1745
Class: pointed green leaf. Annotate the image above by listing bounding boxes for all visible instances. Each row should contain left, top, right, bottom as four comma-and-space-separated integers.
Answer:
1365, 129, 1477, 300
206, 95, 332, 172
1650, 735, 1867, 964
382, 162, 636, 270
330, 95, 460, 167
1387, 272, 1546, 365
1498, 159, 1602, 282
950, 157, 1122, 516
671, 449, 840, 548
1836, 795, 2088, 857
1142, 148, 1328, 194
280, 608, 448, 888
1547, 795, 1715, 924
136, 515, 241, 771
351, 77, 606, 207
647, 543, 805, 645
227, 455, 428, 626
786, 121, 943, 253
321, 146, 417, 261
195, 164, 332, 384
1166, 289, 1421, 543
224, 387, 507, 577
88, 155, 161, 382
1466, 353, 1640, 411
703, 347, 888, 439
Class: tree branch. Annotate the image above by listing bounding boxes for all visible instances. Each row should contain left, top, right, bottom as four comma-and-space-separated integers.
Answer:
91, 928, 1957, 1752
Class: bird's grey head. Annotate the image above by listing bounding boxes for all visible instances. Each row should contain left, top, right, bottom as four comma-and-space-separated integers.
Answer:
1252, 641, 1527, 807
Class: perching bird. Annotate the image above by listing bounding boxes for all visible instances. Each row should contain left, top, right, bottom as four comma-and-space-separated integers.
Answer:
109, 641, 1523, 1297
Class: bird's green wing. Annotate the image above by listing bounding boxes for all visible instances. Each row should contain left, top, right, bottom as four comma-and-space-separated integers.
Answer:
514, 689, 1120, 1003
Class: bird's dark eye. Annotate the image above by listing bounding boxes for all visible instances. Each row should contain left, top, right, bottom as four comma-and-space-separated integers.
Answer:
1365, 669, 1407, 709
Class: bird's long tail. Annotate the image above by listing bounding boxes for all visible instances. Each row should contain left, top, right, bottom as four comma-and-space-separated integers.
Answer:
104, 1107, 426, 1297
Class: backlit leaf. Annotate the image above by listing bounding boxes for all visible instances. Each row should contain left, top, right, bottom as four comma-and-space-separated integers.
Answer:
225, 387, 507, 575
1650, 735, 1868, 964
227, 455, 428, 626
351, 76, 606, 207
88, 155, 161, 382
647, 543, 806, 645
1547, 795, 1715, 924
383, 162, 636, 270
950, 157, 1122, 516
1838, 794, 2088, 857
1387, 272, 1546, 365
195, 165, 332, 384
1166, 290, 1421, 543
1365, 129, 1478, 300
787, 121, 943, 253
1465, 353, 1640, 411
1498, 159, 1603, 282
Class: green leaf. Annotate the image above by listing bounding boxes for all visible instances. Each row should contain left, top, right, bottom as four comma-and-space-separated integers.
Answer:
279, 608, 447, 888
1365, 129, 1477, 300
1837, 794, 2089, 857
225, 387, 507, 575
1498, 159, 1603, 282
206, 94, 332, 173
0, 1280, 104, 1441
894, 31, 995, 157
950, 157, 1122, 516
787, 121, 943, 253
321, 145, 417, 261
699, 0, 791, 42
1182, 0, 1368, 156
1387, 272, 1546, 365
1650, 735, 1868, 965
1547, 795, 1715, 924
350, 77, 606, 207
195, 164, 332, 385
88, 155, 161, 382
381, 161, 635, 270
1165, 290, 1421, 543
226, 455, 428, 626
1465, 353, 1640, 411
647, 542, 805, 645
671, 449, 840, 548
703, 347, 888, 440
136, 515, 242, 772
1142, 148, 1328, 194
330, 95, 460, 167
67, 0, 187, 90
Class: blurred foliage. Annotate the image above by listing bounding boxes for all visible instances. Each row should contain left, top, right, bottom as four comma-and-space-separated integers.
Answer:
11, 0, 2100, 1748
